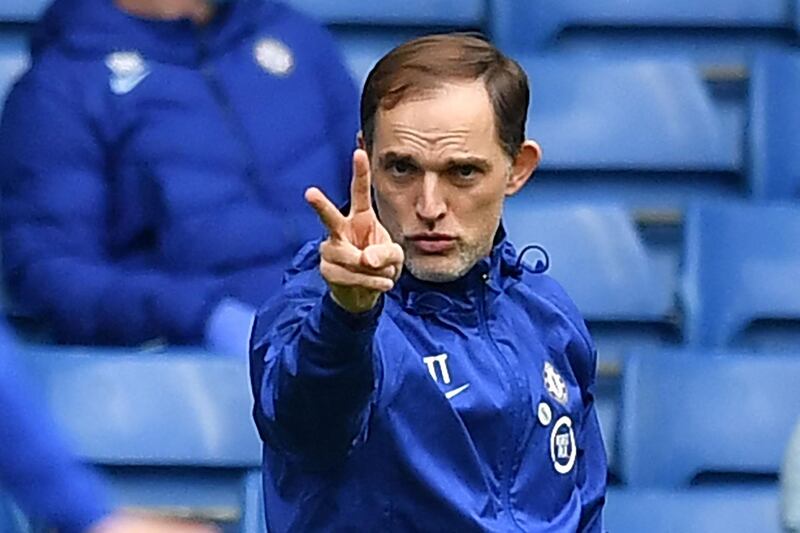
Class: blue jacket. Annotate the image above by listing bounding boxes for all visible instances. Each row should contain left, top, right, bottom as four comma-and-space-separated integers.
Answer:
0, 322, 110, 532
250, 232, 607, 532
0, 0, 357, 345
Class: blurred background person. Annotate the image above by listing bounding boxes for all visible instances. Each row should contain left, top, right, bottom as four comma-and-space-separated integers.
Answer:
0, 319, 219, 533
0, 0, 358, 357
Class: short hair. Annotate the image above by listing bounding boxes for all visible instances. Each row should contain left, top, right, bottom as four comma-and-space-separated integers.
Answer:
360, 33, 530, 159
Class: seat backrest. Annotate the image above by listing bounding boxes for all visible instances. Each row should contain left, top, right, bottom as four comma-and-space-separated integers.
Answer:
605, 486, 782, 533
520, 57, 738, 173
749, 50, 800, 200
285, 0, 484, 27
285, 0, 486, 86
503, 202, 674, 322
0, 0, 50, 22
620, 350, 800, 487
0, 35, 30, 113
22, 347, 262, 467
491, 0, 794, 53
682, 202, 800, 348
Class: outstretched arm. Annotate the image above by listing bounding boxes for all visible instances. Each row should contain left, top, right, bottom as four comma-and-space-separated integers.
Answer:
251, 150, 403, 468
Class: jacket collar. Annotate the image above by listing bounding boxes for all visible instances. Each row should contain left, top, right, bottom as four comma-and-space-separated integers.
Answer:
391, 224, 524, 315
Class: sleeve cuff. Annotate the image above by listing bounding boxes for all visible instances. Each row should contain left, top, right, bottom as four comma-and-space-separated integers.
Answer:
320, 292, 383, 334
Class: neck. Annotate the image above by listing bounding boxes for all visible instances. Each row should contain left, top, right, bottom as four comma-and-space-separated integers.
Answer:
114, 0, 216, 26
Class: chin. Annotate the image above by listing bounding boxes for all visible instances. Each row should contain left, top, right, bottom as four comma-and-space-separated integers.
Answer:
407, 258, 472, 283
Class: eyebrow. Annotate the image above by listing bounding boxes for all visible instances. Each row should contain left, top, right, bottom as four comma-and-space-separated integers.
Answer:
442, 156, 492, 173
378, 152, 492, 172
378, 151, 419, 167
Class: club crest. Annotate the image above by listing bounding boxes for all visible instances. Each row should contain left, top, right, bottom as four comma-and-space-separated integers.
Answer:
254, 37, 294, 76
543, 361, 569, 405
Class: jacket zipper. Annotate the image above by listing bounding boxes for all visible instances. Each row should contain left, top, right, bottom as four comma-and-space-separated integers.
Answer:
197, 40, 271, 207
477, 273, 526, 532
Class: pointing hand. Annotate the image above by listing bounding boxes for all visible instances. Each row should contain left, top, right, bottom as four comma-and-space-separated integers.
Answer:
305, 149, 404, 313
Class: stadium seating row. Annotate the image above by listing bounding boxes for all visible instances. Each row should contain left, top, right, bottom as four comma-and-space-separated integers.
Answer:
3, 43, 797, 207
13, 343, 797, 531
504, 200, 800, 364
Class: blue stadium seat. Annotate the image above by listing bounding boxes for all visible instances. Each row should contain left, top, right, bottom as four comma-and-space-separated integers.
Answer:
0, 0, 49, 22
504, 202, 679, 366
0, 36, 29, 112
521, 57, 738, 173
491, 0, 794, 56
504, 203, 674, 321
21, 347, 263, 533
285, 0, 486, 87
682, 202, 800, 349
749, 50, 800, 200
620, 350, 800, 487
605, 486, 781, 533
285, 0, 484, 27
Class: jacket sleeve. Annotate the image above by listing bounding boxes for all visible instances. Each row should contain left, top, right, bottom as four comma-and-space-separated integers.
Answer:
0, 322, 111, 533
572, 329, 607, 533
0, 74, 223, 345
250, 269, 381, 469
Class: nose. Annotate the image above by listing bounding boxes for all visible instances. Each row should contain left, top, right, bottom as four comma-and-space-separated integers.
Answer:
415, 172, 447, 224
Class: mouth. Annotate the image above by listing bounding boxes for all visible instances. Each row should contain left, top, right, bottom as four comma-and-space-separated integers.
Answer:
407, 233, 457, 254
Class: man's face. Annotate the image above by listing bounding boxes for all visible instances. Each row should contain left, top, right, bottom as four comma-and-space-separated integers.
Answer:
369, 80, 539, 282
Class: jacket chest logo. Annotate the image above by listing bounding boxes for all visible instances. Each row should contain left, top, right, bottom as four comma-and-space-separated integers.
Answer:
543, 361, 569, 405
254, 37, 294, 77
422, 353, 470, 400
550, 416, 577, 475
106, 51, 150, 95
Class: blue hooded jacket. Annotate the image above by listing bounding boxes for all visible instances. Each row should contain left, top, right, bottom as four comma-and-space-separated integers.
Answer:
0, 0, 357, 345
250, 232, 607, 531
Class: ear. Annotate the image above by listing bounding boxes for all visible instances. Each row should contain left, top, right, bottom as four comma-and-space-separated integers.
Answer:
357, 131, 366, 151
505, 140, 541, 196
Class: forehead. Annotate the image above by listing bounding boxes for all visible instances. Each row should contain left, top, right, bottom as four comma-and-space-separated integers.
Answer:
373, 81, 501, 158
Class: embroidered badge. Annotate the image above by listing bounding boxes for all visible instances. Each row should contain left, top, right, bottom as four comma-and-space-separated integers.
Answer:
254, 37, 294, 76
537, 401, 553, 426
550, 416, 577, 475
543, 361, 569, 405
106, 51, 149, 95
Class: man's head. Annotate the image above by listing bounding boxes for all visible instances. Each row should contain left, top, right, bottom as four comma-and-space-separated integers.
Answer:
359, 33, 541, 282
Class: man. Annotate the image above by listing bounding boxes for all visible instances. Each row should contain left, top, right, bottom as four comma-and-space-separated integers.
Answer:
0, 321, 218, 533
250, 34, 607, 531
0, 0, 357, 357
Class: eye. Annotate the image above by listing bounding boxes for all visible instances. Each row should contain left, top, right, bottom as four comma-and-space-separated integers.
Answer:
450, 164, 481, 182
385, 160, 418, 179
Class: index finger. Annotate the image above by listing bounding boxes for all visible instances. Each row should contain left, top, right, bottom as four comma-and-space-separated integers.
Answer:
350, 149, 373, 214
305, 187, 346, 238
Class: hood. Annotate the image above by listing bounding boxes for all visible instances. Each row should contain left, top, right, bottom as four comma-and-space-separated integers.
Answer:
31, 0, 270, 64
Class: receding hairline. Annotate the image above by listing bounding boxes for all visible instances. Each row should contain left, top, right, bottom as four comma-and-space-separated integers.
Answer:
360, 33, 531, 158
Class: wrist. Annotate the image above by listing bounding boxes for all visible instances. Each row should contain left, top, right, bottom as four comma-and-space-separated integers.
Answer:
330, 286, 381, 314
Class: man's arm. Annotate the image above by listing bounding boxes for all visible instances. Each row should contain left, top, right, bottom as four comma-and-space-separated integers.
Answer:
576, 389, 607, 533
572, 334, 607, 532
0, 74, 225, 345
251, 283, 382, 467
250, 150, 403, 468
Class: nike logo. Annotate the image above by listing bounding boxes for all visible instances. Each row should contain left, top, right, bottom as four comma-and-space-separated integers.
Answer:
444, 383, 470, 400
110, 71, 150, 95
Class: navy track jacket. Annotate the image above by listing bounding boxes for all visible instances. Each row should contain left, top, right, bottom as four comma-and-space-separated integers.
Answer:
0, 0, 357, 345
250, 232, 607, 531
